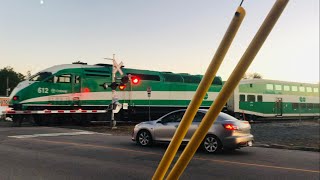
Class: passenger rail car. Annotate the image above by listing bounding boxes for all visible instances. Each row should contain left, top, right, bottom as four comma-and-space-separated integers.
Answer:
227, 79, 320, 120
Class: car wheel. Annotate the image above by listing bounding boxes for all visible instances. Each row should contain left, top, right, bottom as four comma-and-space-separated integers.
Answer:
137, 130, 153, 146
202, 135, 222, 153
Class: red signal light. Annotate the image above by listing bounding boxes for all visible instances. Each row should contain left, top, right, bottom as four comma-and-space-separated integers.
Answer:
132, 77, 140, 84
119, 84, 126, 90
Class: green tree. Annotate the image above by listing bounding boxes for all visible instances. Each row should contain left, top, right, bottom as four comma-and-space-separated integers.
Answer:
243, 72, 263, 79
0, 67, 25, 96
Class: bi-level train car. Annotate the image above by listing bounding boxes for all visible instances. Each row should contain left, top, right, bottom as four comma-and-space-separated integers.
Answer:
6, 62, 223, 124
227, 79, 320, 120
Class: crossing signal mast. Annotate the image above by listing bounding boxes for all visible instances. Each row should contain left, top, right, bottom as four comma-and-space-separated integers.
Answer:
103, 54, 129, 128
102, 55, 142, 128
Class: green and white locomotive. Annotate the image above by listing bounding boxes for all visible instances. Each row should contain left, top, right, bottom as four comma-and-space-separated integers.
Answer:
227, 79, 320, 120
6, 62, 223, 124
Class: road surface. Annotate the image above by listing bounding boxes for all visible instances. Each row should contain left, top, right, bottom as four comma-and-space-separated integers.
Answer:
0, 126, 319, 180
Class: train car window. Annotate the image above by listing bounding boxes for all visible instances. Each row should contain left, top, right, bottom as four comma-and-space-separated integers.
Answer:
247, 95, 255, 102
306, 87, 312, 92
54, 74, 71, 83
291, 86, 298, 92
275, 85, 282, 91
313, 88, 319, 93
129, 73, 160, 81
314, 103, 320, 109
239, 95, 245, 102
75, 76, 80, 84
257, 95, 263, 102
266, 84, 273, 90
300, 103, 306, 109
299, 86, 305, 92
29, 72, 52, 81
307, 103, 313, 109
284, 85, 290, 91
292, 103, 299, 109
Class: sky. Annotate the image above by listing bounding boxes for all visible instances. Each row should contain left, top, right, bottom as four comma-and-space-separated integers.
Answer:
0, 0, 319, 83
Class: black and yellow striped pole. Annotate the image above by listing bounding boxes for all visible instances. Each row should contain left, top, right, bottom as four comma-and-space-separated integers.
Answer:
152, 6, 246, 180
166, 0, 289, 179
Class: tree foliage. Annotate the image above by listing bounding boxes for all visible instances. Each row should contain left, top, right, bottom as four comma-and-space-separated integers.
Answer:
243, 72, 263, 79
0, 67, 25, 96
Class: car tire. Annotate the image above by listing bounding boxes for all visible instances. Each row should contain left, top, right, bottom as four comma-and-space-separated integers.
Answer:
202, 135, 222, 153
137, 130, 153, 146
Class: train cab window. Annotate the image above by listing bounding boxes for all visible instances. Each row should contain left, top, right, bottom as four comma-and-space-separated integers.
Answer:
314, 104, 320, 109
29, 72, 52, 81
291, 86, 298, 92
75, 76, 80, 84
247, 95, 255, 102
266, 84, 273, 90
239, 95, 245, 102
275, 85, 282, 91
306, 87, 312, 92
314, 88, 319, 93
299, 86, 305, 92
54, 74, 71, 83
257, 95, 263, 102
284, 85, 290, 91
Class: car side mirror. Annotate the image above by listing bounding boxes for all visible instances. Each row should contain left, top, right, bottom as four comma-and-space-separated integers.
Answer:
157, 120, 163, 124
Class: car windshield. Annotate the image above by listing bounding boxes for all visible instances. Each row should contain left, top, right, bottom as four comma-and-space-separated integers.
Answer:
29, 72, 52, 81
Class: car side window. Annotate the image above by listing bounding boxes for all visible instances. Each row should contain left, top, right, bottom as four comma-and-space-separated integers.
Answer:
161, 111, 184, 123
193, 112, 205, 122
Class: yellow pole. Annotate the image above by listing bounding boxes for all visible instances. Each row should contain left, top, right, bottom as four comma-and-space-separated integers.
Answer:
152, 6, 246, 180
166, 0, 289, 179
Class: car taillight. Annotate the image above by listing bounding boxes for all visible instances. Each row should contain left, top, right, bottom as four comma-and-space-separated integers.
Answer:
13, 96, 19, 101
223, 124, 238, 130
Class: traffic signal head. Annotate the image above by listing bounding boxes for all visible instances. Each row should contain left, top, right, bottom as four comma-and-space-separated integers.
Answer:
118, 83, 126, 90
110, 82, 118, 90
121, 75, 129, 84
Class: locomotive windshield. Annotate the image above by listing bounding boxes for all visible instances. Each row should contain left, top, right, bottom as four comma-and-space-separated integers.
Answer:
29, 72, 52, 81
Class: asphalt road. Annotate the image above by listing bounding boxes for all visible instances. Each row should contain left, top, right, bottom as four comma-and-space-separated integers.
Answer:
0, 126, 319, 180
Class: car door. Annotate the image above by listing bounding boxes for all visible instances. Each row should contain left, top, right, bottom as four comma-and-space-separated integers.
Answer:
153, 110, 185, 142
184, 111, 206, 141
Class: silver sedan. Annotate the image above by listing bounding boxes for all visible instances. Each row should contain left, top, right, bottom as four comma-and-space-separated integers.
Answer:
132, 109, 253, 153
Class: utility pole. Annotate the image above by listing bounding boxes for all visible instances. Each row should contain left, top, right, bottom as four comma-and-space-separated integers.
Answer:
6, 77, 10, 97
